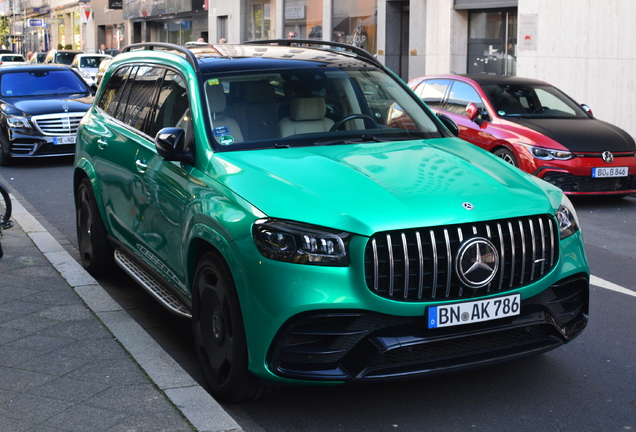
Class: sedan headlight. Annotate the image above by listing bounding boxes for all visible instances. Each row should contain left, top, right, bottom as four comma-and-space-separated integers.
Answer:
6, 115, 32, 130
556, 194, 580, 239
253, 219, 351, 266
528, 145, 573, 161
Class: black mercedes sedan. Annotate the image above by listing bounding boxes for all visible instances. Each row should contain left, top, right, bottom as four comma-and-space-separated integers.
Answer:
0, 64, 94, 166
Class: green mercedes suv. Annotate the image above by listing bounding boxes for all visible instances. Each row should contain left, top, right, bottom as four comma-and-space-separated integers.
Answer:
73, 40, 589, 403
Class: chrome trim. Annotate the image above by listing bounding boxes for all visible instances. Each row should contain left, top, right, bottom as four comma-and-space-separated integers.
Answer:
372, 238, 378, 292
430, 230, 438, 299
519, 220, 526, 286
529, 219, 536, 281
401, 232, 409, 299
416, 231, 424, 299
444, 229, 451, 298
387, 233, 394, 297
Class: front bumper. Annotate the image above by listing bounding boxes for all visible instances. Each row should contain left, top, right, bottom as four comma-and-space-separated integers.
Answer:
267, 274, 588, 382
6, 130, 75, 158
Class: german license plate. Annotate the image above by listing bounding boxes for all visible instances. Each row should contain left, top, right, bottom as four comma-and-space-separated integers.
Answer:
427, 293, 520, 329
592, 167, 628, 178
53, 136, 76, 145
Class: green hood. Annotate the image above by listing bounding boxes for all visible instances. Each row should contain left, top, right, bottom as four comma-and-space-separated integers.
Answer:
210, 138, 559, 236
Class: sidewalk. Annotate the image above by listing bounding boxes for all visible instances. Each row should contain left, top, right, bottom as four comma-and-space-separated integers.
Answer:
0, 190, 242, 431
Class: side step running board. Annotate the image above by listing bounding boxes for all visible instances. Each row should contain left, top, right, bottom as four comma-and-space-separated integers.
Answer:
114, 250, 192, 319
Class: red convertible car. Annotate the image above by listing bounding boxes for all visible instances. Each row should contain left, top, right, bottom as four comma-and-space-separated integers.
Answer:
407, 74, 636, 196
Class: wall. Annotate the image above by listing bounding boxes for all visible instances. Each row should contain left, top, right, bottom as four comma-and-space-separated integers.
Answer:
517, 0, 636, 138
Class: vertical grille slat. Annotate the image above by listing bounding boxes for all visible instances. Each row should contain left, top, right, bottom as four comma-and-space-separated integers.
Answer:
364, 214, 559, 302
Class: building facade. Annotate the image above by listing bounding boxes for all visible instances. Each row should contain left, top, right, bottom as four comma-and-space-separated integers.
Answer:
1, 0, 634, 138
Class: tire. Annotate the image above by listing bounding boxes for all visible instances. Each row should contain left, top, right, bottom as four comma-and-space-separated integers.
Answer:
0, 130, 12, 167
494, 147, 518, 167
192, 251, 273, 403
0, 181, 11, 228
76, 177, 114, 276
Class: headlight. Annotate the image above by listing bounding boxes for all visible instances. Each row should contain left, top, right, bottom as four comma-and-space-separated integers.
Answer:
556, 194, 580, 239
253, 219, 351, 266
528, 145, 573, 161
6, 115, 31, 130
81, 70, 92, 79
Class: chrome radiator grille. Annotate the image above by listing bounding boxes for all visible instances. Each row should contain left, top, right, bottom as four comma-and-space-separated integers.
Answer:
364, 214, 559, 301
33, 113, 85, 136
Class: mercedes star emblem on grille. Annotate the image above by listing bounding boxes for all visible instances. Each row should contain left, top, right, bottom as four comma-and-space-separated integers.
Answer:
455, 238, 499, 288
462, 202, 474, 210
602, 151, 614, 164
62, 105, 69, 113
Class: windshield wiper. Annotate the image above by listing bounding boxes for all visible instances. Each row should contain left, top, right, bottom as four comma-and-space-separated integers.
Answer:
314, 135, 412, 146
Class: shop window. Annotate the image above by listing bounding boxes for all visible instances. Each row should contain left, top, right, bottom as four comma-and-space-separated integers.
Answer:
284, 0, 322, 40
332, 0, 376, 53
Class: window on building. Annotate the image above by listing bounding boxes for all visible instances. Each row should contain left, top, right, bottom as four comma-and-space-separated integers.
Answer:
284, 0, 322, 40
467, 9, 517, 76
332, 0, 376, 53
249, 1, 276, 40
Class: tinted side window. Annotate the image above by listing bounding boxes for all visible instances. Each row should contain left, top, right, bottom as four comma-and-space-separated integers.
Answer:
98, 66, 134, 119
445, 81, 483, 115
120, 66, 163, 132
149, 70, 191, 138
418, 79, 450, 109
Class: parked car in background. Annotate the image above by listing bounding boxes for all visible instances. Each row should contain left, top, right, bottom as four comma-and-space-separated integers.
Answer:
0, 64, 94, 165
408, 74, 636, 196
71, 53, 112, 87
94, 57, 113, 85
28, 52, 47, 64
0, 54, 27, 65
44, 49, 84, 65
74, 41, 589, 403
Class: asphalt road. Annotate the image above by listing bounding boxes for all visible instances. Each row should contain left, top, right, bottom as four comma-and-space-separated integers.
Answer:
1, 157, 635, 432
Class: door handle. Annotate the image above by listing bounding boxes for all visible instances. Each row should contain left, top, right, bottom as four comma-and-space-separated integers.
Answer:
135, 159, 148, 173
97, 138, 108, 150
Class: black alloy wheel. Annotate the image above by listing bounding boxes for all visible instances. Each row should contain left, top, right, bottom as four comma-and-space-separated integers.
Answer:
76, 178, 114, 276
192, 251, 273, 403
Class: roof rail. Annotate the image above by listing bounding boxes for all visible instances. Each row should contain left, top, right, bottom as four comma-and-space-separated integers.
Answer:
242, 39, 383, 68
121, 42, 200, 73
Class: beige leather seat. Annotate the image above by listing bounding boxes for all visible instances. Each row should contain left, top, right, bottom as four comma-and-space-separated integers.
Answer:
206, 83, 244, 142
279, 98, 334, 137
230, 81, 282, 141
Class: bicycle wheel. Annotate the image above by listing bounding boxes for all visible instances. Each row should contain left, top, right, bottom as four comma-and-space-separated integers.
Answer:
0, 181, 12, 229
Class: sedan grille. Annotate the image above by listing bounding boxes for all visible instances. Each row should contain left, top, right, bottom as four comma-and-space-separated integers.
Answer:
33, 113, 85, 136
542, 171, 636, 193
364, 214, 559, 301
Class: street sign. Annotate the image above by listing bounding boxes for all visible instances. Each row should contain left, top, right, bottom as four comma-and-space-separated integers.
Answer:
28, 19, 43, 27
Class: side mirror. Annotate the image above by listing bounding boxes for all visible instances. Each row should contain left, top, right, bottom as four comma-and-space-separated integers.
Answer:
155, 127, 194, 165
580, 104, 594, 118
436, 113, 460, 137
466, 102, 484, 125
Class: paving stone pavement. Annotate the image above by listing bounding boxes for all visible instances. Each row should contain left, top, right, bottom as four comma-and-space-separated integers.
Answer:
0, 188, 242, 432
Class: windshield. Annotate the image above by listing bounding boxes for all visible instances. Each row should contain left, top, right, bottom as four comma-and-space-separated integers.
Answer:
482, 83, 588, 118
79, 56, 105, 68
0, 70, 88, 97
202, 67, 442, 150
55, 52, 78, 65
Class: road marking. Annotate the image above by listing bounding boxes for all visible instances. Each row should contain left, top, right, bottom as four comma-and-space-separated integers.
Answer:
590, 275, 636, 298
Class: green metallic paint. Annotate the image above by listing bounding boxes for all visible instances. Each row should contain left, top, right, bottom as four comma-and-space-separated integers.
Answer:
211, 137, 561, 236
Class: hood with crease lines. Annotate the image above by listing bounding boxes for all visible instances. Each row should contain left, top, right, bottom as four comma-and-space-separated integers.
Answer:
210, 138, 561, 236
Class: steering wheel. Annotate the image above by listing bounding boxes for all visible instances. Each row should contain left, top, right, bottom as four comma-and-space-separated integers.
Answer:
330, 114, 377, 131
532, 106, 550, 113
